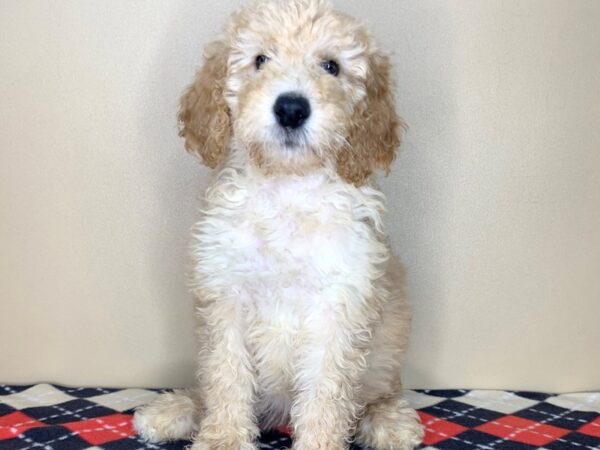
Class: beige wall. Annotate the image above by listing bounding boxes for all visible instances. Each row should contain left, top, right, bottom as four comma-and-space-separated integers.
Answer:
1, 0, 599, 392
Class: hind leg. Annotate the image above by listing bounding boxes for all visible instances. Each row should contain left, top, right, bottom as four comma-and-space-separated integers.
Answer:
355, 260, 423, 449
355, 395, 423, 450
133, 390, 198, 443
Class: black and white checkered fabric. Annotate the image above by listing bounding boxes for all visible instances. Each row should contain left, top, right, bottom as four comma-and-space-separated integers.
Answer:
1, 384, 599, 449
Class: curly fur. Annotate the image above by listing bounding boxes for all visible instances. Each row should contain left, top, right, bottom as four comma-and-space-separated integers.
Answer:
179, 40, 231, 168
134, 1, 423, 449
337, 52, 405, 185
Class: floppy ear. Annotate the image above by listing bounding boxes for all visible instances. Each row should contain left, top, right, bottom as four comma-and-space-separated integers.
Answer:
336, 51, 404, 186
178, 40, 231, 168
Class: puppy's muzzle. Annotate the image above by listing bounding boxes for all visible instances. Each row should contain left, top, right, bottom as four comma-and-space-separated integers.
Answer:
274, 93, 311, 130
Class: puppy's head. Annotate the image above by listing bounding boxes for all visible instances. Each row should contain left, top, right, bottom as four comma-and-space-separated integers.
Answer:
179, 0, 403, 185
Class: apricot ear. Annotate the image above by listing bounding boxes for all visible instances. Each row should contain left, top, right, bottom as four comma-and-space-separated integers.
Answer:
337, 51, 403, 185
178, 40, 231, 168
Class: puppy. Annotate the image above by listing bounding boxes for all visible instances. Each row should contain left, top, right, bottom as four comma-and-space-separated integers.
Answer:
134, 1, 423, 449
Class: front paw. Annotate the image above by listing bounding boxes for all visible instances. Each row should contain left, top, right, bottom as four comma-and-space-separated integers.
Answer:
189, 421, 259, 450
291, 442, 345, 450
291, 434, 346, 450
189, 438, 258, 450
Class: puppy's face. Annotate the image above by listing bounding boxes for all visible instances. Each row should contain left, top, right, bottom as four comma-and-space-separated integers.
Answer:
226, 1, 372, 175
180, 0, 402, 185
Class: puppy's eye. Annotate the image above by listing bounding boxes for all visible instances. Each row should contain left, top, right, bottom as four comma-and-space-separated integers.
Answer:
321, 59, 339, 76
255, 54, 269, 70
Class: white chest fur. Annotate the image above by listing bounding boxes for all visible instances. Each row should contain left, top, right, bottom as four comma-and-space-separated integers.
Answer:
191, 167, 388, 309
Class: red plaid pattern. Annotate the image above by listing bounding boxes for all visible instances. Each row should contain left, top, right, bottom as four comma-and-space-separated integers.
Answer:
63, 413, 135, 445
475, 415, 571, 446
0, 412, 45, 440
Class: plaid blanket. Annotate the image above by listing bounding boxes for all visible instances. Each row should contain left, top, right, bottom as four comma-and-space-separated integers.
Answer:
1, 384, 598, 449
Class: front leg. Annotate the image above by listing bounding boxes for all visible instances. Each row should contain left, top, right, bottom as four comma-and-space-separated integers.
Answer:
291, 299, 374, 450
191, 300, 258, 450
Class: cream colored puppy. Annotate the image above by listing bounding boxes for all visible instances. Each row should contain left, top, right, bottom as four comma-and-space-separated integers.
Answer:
134, 1, 423, 449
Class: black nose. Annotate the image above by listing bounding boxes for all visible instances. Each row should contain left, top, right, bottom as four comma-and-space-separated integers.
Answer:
273, 94, 311, 129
